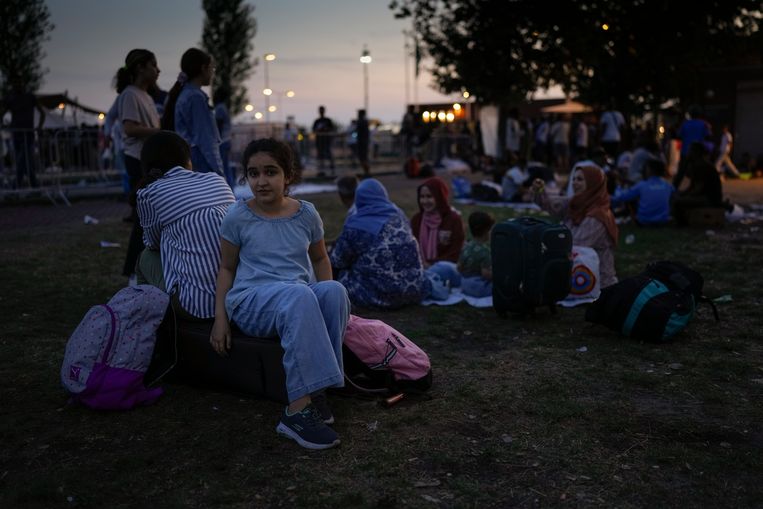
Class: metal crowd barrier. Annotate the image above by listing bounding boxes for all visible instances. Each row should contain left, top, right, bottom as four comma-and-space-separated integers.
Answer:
1, 127, 121, 204
0, 125, 480, 203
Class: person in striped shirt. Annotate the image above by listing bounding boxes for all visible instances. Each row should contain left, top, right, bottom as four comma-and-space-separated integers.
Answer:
135, 131, 235, 319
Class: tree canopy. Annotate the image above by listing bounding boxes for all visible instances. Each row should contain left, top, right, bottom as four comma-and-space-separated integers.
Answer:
202, 0, 257, 115
0, 0, 54, 98
390, 0, 762, 112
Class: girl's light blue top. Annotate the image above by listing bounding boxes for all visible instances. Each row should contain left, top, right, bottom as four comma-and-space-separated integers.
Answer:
221, 199, 324, 315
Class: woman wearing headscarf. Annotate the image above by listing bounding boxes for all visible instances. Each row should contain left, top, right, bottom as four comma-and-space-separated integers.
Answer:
330, 178, 430, 309
410, 176, 466, 267
532, 166, 619, 287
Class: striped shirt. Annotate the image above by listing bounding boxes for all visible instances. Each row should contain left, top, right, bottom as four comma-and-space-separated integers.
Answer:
137, 167, 235, 318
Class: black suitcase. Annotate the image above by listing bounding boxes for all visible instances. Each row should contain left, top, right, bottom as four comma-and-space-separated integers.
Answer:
148, 317, 288, 403
491, 216, 572, 316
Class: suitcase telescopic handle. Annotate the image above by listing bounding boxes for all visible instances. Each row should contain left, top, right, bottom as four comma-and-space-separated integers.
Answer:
513, 216, 549, 226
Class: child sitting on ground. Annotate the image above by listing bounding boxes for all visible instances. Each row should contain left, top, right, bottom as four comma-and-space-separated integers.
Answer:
457, 211, 495, 298
502, 158, 530, 202
611, 158, 674, 226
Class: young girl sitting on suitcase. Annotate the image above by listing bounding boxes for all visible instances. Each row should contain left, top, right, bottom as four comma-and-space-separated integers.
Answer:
210, 138, 349, 450
531, 165, 619, 287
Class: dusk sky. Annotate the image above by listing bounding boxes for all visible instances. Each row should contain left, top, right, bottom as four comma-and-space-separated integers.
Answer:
40, 0, 470, 127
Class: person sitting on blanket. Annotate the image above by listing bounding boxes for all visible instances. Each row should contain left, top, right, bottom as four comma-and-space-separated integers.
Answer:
336, 175, 359, 217
326, 175, 360, 254
611, 158, 674, 226
410, 176, 465, 268
531, 165, 619, 288
330, 178, 430, 309
457, 211, 495, 298
135, 130, 235, 319
672, 141, 727, 226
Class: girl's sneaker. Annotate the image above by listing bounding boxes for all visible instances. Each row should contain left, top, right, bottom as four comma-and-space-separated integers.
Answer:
276, 404, 340, 450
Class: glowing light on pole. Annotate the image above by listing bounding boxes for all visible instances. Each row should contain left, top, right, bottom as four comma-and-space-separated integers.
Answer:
263, 53, 276, 123
360, 45, 372, 112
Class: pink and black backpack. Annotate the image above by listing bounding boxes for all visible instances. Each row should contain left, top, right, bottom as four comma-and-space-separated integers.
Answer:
61, 285, 169, 410
342, 314, 433, 396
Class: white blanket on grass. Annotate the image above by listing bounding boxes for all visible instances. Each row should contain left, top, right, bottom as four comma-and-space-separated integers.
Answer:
234, 183, 337, 200
422, 288, 595, 309
453, 199, 541, 210
421, 287, 493, 308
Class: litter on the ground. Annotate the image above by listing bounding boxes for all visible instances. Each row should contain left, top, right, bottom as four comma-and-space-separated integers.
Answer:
83, 215, 99, 224
414, 479, 442, 488
713, 294, 733, 303
577, 346, 588, 352
100, 241, 120, 248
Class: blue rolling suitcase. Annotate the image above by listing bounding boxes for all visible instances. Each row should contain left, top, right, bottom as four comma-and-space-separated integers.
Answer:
491, 217, 572, 316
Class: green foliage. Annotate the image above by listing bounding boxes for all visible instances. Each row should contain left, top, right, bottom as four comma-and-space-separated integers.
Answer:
390, 0, 763, 112
0, 0, 54, 98
201, 0, 257, 114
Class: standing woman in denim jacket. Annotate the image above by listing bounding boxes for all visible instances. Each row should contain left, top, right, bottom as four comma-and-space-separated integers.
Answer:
163, 48, 223, 175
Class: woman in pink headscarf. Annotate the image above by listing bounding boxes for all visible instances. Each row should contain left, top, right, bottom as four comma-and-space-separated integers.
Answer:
410, 176, 465, 268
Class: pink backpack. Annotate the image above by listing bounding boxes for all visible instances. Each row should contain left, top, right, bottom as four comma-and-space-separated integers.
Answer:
61, 285, 169, 410
342, 314, 432, 395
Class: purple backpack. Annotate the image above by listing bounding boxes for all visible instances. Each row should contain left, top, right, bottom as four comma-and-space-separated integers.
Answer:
61, 285, 169, 410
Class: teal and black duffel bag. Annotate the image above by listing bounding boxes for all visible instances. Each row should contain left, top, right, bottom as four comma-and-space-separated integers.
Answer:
585, 260, 719, 342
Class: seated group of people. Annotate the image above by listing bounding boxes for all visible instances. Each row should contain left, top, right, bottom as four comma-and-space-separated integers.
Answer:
131, 133, 502, 452
331, 173, 501, 305
131, 131, 653, 451
500, 141, 727, 230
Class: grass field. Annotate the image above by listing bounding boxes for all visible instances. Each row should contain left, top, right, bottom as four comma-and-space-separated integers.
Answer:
1, 174, 762, 508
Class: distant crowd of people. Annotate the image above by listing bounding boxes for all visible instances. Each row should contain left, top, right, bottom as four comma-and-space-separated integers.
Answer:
473, 102, 743, 231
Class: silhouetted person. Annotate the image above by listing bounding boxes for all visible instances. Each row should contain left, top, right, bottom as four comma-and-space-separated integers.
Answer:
2, 80, 45, 188
673, 142, 724, 226
356, 109, 370, 177
312, 105, 336, 176
400, 105, 418, 157
674, 104, 712, 189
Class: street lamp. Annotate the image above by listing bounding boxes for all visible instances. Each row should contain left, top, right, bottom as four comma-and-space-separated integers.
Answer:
360, 45, 371, 112
263, 53, 276, 123
276, 90, 296, 121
